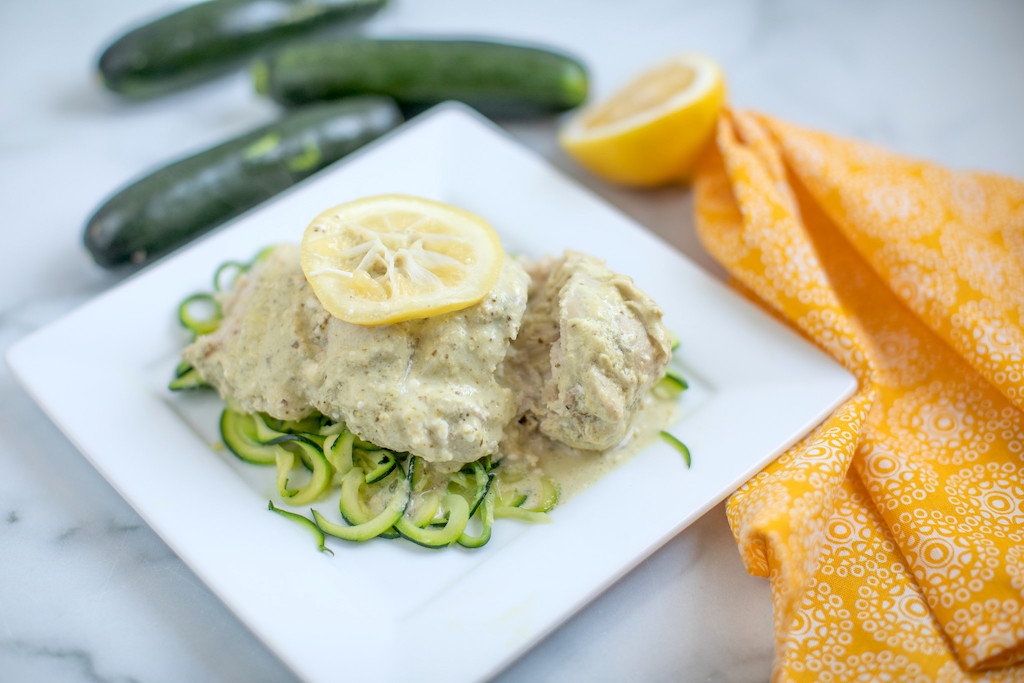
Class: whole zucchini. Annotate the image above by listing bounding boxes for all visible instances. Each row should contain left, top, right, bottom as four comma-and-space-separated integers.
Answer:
84, 96, 402, 269
253, 39, 589, 117
98, 0, 387, 98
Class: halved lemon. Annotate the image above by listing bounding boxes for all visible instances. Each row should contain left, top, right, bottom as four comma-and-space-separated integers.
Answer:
559, 53, 725, 187
300, 194, 504, 326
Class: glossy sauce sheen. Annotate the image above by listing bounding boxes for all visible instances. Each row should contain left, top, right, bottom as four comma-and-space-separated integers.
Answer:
501, 395, 679, 502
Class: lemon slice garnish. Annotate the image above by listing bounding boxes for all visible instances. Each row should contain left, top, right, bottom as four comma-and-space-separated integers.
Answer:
300, 194, 504, 326
559, 53, 725, 187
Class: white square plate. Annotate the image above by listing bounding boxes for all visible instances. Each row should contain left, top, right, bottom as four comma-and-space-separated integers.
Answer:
7, 104, 855, 683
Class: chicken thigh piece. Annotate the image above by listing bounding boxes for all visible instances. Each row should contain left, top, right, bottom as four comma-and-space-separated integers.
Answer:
510, 251, 673, 451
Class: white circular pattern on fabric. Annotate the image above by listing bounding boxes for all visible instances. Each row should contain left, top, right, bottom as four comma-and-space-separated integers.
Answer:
948, 174, 991, 226
797, 309, 866, 374
940, 228, 1024, 308
835, 176, 943, 243
869, 325, 934, 389
875, 242, 961, 326
949, 298, 1024, 408
886, 380, 999, 467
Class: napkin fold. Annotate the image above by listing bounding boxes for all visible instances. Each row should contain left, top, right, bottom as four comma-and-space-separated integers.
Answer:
694, 110, 1024, 680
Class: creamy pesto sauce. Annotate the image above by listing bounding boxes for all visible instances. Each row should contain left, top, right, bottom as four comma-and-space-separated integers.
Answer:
189, 244, 678, 510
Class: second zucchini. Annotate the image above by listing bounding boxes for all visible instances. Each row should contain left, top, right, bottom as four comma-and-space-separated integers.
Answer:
253, 38, 589, 117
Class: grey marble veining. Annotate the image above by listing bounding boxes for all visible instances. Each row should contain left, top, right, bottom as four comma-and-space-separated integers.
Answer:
2, 1, 1022, 681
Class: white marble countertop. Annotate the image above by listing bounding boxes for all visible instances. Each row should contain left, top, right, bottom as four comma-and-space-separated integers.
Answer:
2, 1, 1022, 681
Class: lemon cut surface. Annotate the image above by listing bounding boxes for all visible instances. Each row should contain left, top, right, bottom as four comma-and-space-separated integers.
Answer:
559, 53, 725, 187
300, 194, 504, 326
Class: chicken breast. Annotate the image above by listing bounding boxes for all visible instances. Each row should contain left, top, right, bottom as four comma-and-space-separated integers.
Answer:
185, 244, 531, 465
507, 251, 673, 451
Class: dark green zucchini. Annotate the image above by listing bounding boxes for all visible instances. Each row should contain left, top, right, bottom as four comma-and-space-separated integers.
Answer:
253, 38, 589, 117
457, 488, 495, 549
274, 437, 333, 505
98, 0, 387, 98
84, 96, 402, 269
168, 363, 208, 391
359, 450, 398, 484
317, 469, 410, 541
221, 409, 285, 465
268, 501, 334, 555
394, 494, 470, 549
660, 431, 692, 468
653, 368, 689, 399
314, 483, 409, 542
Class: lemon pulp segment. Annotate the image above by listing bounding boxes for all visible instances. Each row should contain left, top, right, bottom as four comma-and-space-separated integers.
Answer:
585, 62, 698, 128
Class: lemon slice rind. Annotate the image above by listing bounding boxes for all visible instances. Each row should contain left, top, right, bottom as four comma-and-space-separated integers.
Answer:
300, 194, 504, 326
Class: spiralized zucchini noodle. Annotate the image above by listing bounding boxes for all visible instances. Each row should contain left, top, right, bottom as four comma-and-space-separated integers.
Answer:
170, 250, 561, 553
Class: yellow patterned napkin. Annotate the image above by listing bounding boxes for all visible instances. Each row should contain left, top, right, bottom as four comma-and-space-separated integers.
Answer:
693, 110, 1024, 680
